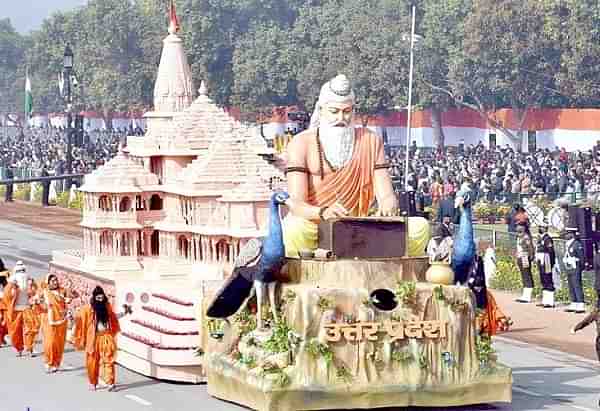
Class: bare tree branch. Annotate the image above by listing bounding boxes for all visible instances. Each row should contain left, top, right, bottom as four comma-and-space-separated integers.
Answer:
421, 79, 520, 143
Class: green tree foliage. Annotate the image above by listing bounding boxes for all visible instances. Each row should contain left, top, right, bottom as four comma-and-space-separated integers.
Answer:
0, 18, 25, 115
231, 23, 297, 119
0, 0, 599, 132
555, 0, 600, 107
418, 0, 472, 146
426, 0, 565, 144
291, 0, 412, 118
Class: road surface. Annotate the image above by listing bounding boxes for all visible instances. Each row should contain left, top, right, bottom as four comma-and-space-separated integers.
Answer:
1, 219, 599, 411
0, 220, 80, 278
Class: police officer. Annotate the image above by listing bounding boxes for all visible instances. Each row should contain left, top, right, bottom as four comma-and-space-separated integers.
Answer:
535, 221, 556, 308
563, 226, 585, 313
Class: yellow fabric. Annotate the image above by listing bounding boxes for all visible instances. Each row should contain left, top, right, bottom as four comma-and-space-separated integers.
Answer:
282, 215, 318, 258
283, 216, 430, 258
407, 216, 430, 257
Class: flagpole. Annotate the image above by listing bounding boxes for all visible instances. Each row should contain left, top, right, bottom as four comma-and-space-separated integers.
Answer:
404, 3, 416, 191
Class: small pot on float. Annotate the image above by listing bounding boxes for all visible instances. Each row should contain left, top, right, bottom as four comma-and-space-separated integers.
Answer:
426, 262, 455, 285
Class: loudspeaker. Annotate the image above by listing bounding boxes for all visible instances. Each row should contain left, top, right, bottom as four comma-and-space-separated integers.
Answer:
398, 191, 416, 217
581, 239, 595, 270
569, 207, 593, 238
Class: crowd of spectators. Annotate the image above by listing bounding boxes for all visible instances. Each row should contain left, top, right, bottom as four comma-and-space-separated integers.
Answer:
0, 126, 134, 186
386, 141, 600, 207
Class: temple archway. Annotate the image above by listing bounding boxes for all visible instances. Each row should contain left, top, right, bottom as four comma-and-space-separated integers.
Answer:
150, 231, 159, 256
119, 196, 131, 212
98, 195, 111, 211
99, 231, 112, 256
150, 194, 163, 210
178, 235, 190, 259
120, 232, 131, 256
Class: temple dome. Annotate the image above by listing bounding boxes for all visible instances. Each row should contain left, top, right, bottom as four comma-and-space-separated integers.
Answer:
171, 82, 240, 150
79, 150, 159, 193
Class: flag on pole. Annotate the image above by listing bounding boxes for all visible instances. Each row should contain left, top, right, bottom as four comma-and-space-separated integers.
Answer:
24, 69, 33, 118
169, 0, 180, 33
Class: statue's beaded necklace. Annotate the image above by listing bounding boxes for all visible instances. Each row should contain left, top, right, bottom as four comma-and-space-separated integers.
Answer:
316, 128, 337, 179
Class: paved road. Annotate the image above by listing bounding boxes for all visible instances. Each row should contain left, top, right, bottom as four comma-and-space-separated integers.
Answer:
0, 338, 598, 411
0, 220, 81, 278
1, 219, 600, 411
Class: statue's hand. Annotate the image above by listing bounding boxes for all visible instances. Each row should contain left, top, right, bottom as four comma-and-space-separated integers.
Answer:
378, 195, 399, 217
322, 202, 349, 220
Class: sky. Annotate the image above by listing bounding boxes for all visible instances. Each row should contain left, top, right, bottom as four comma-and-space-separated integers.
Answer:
3, 0, 87, 33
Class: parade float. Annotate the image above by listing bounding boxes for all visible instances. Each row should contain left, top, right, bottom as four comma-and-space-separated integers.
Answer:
202, 189, 512, 410
50, 16, 284, 383
50, 7, 511, 410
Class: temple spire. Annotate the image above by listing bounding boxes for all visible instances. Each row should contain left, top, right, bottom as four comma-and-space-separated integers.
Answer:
152, 0, 194, 113
199, 81, 208, 96
168, 0, 180, 35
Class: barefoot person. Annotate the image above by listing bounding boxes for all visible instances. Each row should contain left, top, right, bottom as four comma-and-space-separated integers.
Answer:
283, 74, 398, 257
5, 262, 34, 356
42, 274, 74, 373
73, 286, 128, 391
22, 277, 42, 357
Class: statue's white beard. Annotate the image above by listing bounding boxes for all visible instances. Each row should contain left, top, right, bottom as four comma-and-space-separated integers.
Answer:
319, 125, 355, 169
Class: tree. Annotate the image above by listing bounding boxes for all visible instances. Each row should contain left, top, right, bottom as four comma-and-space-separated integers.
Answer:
289, 0, 412, 122
231, 24, 297, 120
426, 0, 563, 147
180, 0, 304, 107
0, 18, 25, 115
418, 0, 472, 147
555, 0, 600, 107
25, 10, 78, 114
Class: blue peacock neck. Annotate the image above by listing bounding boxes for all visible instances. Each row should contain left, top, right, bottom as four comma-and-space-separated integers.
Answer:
456, 203, 474, 249
264, 199, 284, 253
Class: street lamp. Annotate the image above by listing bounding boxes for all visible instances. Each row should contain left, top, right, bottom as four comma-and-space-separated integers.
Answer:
404, 2, 417, 191
63, 44, 74, 191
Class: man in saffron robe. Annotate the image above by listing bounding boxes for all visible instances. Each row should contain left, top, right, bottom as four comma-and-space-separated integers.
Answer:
74, 286, 122, 391
5, 262, 36, 356
43, 274, 71, 373
284, 74, 398, 257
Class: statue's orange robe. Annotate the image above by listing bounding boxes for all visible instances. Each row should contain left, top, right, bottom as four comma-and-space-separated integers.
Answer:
74, 304, 120, 386
44, 289, 68, 368
283, 129, 381, 256
308, 128, 380, 215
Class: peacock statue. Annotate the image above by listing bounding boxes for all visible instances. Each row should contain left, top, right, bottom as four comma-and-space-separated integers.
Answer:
206, 191, 289, 330
451, 185, 476, 285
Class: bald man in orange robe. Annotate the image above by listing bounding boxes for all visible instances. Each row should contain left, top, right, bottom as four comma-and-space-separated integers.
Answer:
5, 262, 36, 356
74, 286, 123, 391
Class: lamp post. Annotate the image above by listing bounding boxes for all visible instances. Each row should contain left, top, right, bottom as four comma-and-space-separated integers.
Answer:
63, 44, 74, 191
404, 2, 417, 191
